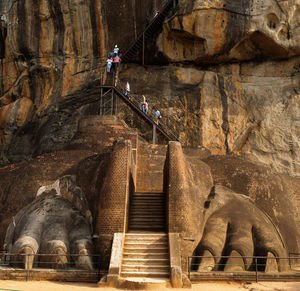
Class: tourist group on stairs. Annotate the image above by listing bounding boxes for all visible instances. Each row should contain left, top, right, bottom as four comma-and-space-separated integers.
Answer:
106, 43, 162, 125
106, 44, 121, 73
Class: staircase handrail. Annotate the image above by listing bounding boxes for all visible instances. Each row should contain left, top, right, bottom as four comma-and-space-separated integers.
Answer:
114, 80, 179, 141
121, 0, 174, 61
101, 83, 178, 142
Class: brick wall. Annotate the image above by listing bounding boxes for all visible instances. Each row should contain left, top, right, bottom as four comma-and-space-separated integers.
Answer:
95, 140, 135, 269
136, 141, 167, 192
166, 141, 213, 272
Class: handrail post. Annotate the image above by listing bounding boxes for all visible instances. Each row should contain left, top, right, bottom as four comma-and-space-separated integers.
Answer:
188, 256, 190, 280
255, 257, 258, 283
26, 253, 30, 281
153, 123, 156, 144
142, 32, 145, 66
111, 87, 114, 115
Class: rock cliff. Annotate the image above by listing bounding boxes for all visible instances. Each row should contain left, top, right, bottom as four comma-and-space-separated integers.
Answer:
0, 0, 299, 177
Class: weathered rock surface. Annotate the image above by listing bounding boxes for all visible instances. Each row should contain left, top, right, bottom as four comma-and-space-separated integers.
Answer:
158, 0, 300, 63
119, 59, 300, 176
167, 142, 299, 272
0, 1, 299, 189
0, 0, 155, 163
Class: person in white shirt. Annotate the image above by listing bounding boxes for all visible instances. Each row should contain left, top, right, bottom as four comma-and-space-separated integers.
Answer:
125, 82, 130, 98
113, 45, 119, 57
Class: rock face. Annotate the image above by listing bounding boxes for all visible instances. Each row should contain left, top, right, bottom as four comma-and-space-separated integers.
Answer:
0, 2, 300, 275
0, 0, 299, 177
0, 0, 155, 163
158, 0, 300, 63
119, 58, 300, 176
167, 142, 299, 272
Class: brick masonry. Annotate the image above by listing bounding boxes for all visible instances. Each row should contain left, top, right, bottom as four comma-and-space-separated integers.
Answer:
95, 139, 134, 269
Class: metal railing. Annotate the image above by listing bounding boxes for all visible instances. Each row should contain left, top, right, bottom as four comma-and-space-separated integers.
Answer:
122, 0, 177, 64
115, 80, 179, 141
188, 255, 300, 283
0, 251, 104, 282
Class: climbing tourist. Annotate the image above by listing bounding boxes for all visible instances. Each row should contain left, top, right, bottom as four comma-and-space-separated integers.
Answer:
139, 95, 146, 111
106, 57, 113, 72
125, 82, 130, 98
154, 108, 161, 124
113, 55, 120, 72
143, 100, 149, 115
113, 44, 119, 57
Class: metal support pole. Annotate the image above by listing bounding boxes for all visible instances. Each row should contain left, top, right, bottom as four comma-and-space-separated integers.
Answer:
255, 257, 258, 283
111, 88, 114, 115
100, 87, 103, 115
188, 256, 190, 280
26, 254, 30, 281
142, 32, 145, 66
153, 123, 157, 144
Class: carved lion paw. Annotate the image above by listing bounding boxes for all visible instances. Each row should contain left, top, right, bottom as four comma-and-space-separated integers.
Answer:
4, 175, 94, 270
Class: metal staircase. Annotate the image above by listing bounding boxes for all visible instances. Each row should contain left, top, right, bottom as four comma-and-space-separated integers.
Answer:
99, 0, 179, 144
122, 0, 177, 63
99, 85, 178, 143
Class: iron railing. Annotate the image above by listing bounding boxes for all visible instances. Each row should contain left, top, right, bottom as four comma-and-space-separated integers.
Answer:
122, 0, 177, 63
0, 251, 104, 282
188, 255, 300, 283
115, 80, 179, 141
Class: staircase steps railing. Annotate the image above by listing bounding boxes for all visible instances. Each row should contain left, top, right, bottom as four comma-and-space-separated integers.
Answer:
99, 84, 179, 143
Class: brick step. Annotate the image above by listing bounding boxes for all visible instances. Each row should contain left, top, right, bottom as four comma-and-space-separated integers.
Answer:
120, 271, 169, 278
121, 265, 170, 272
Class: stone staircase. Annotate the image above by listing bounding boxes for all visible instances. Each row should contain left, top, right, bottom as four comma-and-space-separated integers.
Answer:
120, 141, 170, 281
121, 233, 170, 278
128, 192, 166, 231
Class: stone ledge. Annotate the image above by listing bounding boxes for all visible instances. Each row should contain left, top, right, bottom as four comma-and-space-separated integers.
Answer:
0, 266, 100, 282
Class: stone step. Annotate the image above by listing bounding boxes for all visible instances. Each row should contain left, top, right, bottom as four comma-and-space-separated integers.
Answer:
129, 227, 165, 231
122, 258, 169, 265
129, 218, 165, 222
130, 206, 165, 210
123, 246, 168, 254
120, 271, 169, 278
125, 233, 167, 238
131, 198, 165, 201
124, 242, 168, 248
122, 265, 170, 272
123, 252, 169, 260
129, 214, 165, 218
131, 201, 164, 204
132, 193, 165, 196
129, 223, 165, 228
130, 213, 165, 217
129, 225, 165, 229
